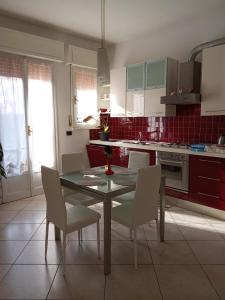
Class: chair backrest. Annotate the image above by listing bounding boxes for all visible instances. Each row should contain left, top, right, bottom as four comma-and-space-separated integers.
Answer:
133, 165, 161, 225
128, 151, 149, 170
62, 153, 84, 174
41, 166, 67, 230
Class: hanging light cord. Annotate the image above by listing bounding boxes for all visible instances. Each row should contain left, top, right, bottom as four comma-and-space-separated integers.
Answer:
101, 0, 105, 48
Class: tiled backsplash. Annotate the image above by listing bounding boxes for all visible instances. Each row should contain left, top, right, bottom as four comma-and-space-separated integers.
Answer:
90, 105, 225, 144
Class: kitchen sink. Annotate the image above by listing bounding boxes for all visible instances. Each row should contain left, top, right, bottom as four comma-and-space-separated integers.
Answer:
121, 140, 157, 145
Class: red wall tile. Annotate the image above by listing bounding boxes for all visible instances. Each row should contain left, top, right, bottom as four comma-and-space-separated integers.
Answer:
90, 105, 225, 144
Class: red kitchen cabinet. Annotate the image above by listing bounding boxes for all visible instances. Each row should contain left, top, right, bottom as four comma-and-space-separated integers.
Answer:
86, 144, 156, 168
189, 155, 225, 210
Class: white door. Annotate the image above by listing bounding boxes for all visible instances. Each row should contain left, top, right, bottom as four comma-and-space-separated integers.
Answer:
0, 55, 56, 202
27, 60, 56, 196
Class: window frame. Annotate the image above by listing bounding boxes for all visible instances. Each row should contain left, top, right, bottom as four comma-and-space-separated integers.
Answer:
72, 65, 99, 130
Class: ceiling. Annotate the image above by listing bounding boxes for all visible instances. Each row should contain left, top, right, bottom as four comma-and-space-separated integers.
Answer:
0, 0, 224, 44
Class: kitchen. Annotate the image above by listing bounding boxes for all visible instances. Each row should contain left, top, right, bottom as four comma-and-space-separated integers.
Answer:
0, 1, 225, 299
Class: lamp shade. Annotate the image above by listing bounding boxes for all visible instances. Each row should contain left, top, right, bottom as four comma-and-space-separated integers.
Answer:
97, 47, 110, 87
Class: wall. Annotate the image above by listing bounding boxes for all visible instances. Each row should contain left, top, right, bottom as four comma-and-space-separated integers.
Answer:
90, 107, 225, 145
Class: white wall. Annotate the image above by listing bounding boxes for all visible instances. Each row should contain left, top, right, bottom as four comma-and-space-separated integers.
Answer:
110, 9, 225, 68
53, 62, 90, 170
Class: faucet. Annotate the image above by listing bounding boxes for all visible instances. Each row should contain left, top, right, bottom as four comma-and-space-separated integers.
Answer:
138, 131, 143, 143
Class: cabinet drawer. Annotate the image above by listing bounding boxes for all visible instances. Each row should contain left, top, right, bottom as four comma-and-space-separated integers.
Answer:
190, 155, 225, 182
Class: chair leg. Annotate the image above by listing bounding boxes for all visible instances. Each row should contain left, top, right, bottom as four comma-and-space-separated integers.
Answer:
62, 232, 66, 276
133, 227, 138, 269
97, 220, 100, 259
45, 221, 49, 259
130, 228, 133, 241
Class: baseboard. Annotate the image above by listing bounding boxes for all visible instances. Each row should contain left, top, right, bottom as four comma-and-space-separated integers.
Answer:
166, 195, 225, 221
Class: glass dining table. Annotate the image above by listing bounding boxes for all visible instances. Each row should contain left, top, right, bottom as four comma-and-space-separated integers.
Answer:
58, 165, 165, 275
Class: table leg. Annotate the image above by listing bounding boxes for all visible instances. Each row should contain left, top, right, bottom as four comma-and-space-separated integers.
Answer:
103, 196, 111, 275
160, 176, 166, 242
54, 225, 61, 240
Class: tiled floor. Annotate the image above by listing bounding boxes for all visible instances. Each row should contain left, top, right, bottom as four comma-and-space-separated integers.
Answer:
0, 196, 225, 299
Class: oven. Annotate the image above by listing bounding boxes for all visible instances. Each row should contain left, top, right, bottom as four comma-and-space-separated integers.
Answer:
156, 151, 189, 192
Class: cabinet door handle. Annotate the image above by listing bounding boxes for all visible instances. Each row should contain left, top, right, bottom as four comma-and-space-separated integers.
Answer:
206, 110, 225, 113
198, 192, 220, 199
155, 112, 163, 115
198, 176, 220, 182
199, 159, 221, 164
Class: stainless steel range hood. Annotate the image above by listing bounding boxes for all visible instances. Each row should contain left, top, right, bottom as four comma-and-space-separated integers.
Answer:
161, 37, 225, 105
161, 61, 201, 105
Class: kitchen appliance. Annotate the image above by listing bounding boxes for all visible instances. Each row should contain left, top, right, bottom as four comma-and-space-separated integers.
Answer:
161, 61, 201, 105
218, 135, 225, 145
157, 151, 189, 192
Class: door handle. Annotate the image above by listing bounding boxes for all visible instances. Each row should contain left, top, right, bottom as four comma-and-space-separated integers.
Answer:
28, 125, 33, 136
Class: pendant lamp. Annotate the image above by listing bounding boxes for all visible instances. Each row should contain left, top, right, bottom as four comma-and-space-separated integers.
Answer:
97, 0, 110, 87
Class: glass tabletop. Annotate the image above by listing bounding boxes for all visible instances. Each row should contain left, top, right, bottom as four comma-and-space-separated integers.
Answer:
60, 165, 137, 195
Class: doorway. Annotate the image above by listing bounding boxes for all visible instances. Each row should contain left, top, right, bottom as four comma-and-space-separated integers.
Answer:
0, 54, 56, 202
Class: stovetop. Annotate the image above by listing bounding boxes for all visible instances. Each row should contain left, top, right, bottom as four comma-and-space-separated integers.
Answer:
158, 142, 190, 149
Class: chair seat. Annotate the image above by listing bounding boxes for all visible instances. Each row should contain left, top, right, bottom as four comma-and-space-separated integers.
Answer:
111, 202, 134, 227
113, 191, 135, 204
64, 191, 100, 206
66, 205, 101, 233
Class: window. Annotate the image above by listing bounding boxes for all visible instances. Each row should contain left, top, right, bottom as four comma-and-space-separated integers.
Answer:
72, 66, 98, 128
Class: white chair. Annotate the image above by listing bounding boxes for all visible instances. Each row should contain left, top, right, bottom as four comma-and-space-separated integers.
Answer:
114, 151, 149, 204
62, 153, 100, 207
111, 165, 161, 269
41, 166, 101, 275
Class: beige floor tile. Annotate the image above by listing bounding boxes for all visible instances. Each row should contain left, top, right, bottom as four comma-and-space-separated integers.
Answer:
0, 223, 40, 240
111, 223, 146, 240
65, 241, 103, 265
177, 222, 223, 240
149, 241, 198, 265
0, 264, 57, 299
0, 211, 18, 223
105, 265, 162, 300
48, 265, 105, 300
111, 240, 152, 265
23, 200, 46, 211
0, 241, 27, 263
0, 265, 11, 281
15, 240, 62, 264
0, 199, 31, 211
155, 265, 219, 300
68, 223, 104, 241
0, 224, 6, 232
11, 211, 46, 223
210, 224, 225, 239
188, 241, 225, 264
31, 223, 56, 240
203, 265, 225, 299
144, 222, 184, 241
170, 210, 210, 224
30, 194, 46, 201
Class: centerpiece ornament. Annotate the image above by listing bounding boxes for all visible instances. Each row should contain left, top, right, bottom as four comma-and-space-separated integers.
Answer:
104, 146, 114, 175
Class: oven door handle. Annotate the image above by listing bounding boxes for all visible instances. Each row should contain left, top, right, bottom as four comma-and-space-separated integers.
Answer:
159, 159, 184, 167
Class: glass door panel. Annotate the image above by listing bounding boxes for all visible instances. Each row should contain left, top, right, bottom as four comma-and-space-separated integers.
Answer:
0, 56, 30, 202
27, 61, 55, 196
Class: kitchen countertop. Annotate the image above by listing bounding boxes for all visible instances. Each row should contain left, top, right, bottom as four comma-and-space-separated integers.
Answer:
89, 140, 225, 158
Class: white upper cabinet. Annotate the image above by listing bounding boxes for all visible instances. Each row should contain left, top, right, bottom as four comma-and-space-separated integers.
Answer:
201, 44, 225, 116
144, 58, 177, 117
126, 90, 144, 117
110, 67, 126, 117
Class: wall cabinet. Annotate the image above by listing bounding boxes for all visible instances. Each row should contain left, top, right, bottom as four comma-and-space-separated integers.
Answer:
110, 67, 126, 117
127, 63, 145, 91
144, 58, 177, 117
126, 90, 144, 117
201, 44, 225, 116
189, 155, 225, 210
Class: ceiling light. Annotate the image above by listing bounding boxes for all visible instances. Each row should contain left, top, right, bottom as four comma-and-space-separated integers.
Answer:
97, 0, 110, 87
